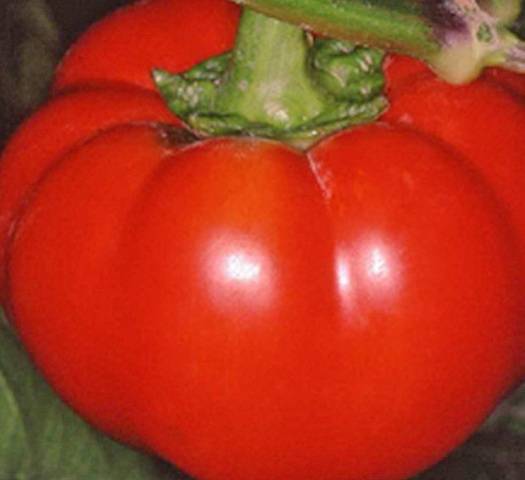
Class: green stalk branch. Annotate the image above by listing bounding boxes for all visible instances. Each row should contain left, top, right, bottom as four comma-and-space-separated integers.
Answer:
232, 0, 525, 84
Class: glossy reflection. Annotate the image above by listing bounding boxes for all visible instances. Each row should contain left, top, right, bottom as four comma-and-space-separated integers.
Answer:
335, 250, 355, 318
368, 246, 389, 279
336, 237, 401, 318
360, 239, 400, 299
224, 252, 262, 282
203, 230, 274, 314
336, 253, 352, 291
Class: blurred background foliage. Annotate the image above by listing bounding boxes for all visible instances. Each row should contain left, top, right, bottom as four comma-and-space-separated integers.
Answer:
0, 1, 524, 478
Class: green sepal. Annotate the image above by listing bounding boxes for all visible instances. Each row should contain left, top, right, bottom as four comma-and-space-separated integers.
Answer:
309, 39, 386, 101
154, 16, 387, 149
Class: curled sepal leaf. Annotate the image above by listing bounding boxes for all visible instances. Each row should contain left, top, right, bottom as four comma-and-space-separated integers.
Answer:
154, 9, 386, 148
155, 67, 386, 148
153, 52, 232, 120
309, 39, 385, 101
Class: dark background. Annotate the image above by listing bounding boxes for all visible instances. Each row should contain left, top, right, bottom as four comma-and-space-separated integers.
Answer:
0, 0, 129, 146
0, 1, 524, 478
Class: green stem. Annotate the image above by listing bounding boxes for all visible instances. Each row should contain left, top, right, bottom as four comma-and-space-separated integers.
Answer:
153, 9, 386, 147
214, 9, 330, 130
238, 0, 438, 58
233, 0, 525, 84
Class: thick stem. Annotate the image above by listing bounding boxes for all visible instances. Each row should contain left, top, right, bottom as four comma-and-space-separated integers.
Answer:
233, 0, 525, 84
154, 9, 386, 147
214, 9, 330, 129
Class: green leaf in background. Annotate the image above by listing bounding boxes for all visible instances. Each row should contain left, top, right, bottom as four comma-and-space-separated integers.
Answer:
0, 315, 186, 480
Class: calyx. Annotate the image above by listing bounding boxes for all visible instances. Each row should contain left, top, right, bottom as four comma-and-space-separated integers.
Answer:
154, 9, 386, 148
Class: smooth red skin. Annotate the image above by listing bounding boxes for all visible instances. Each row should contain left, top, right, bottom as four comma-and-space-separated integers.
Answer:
0, 87, 178, 297
485, 68, 525, 97
384, 58, 525, 374
6, 123, 523, 480
53, 0, 240, 93
383, 55, 432, 95
5, 125, 182, 444
384, 58, 525, 284
383, 69, 525, 272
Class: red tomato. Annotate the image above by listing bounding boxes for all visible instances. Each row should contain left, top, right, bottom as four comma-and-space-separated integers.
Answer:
5, 121, 524, 480
1, 1, 524, 480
